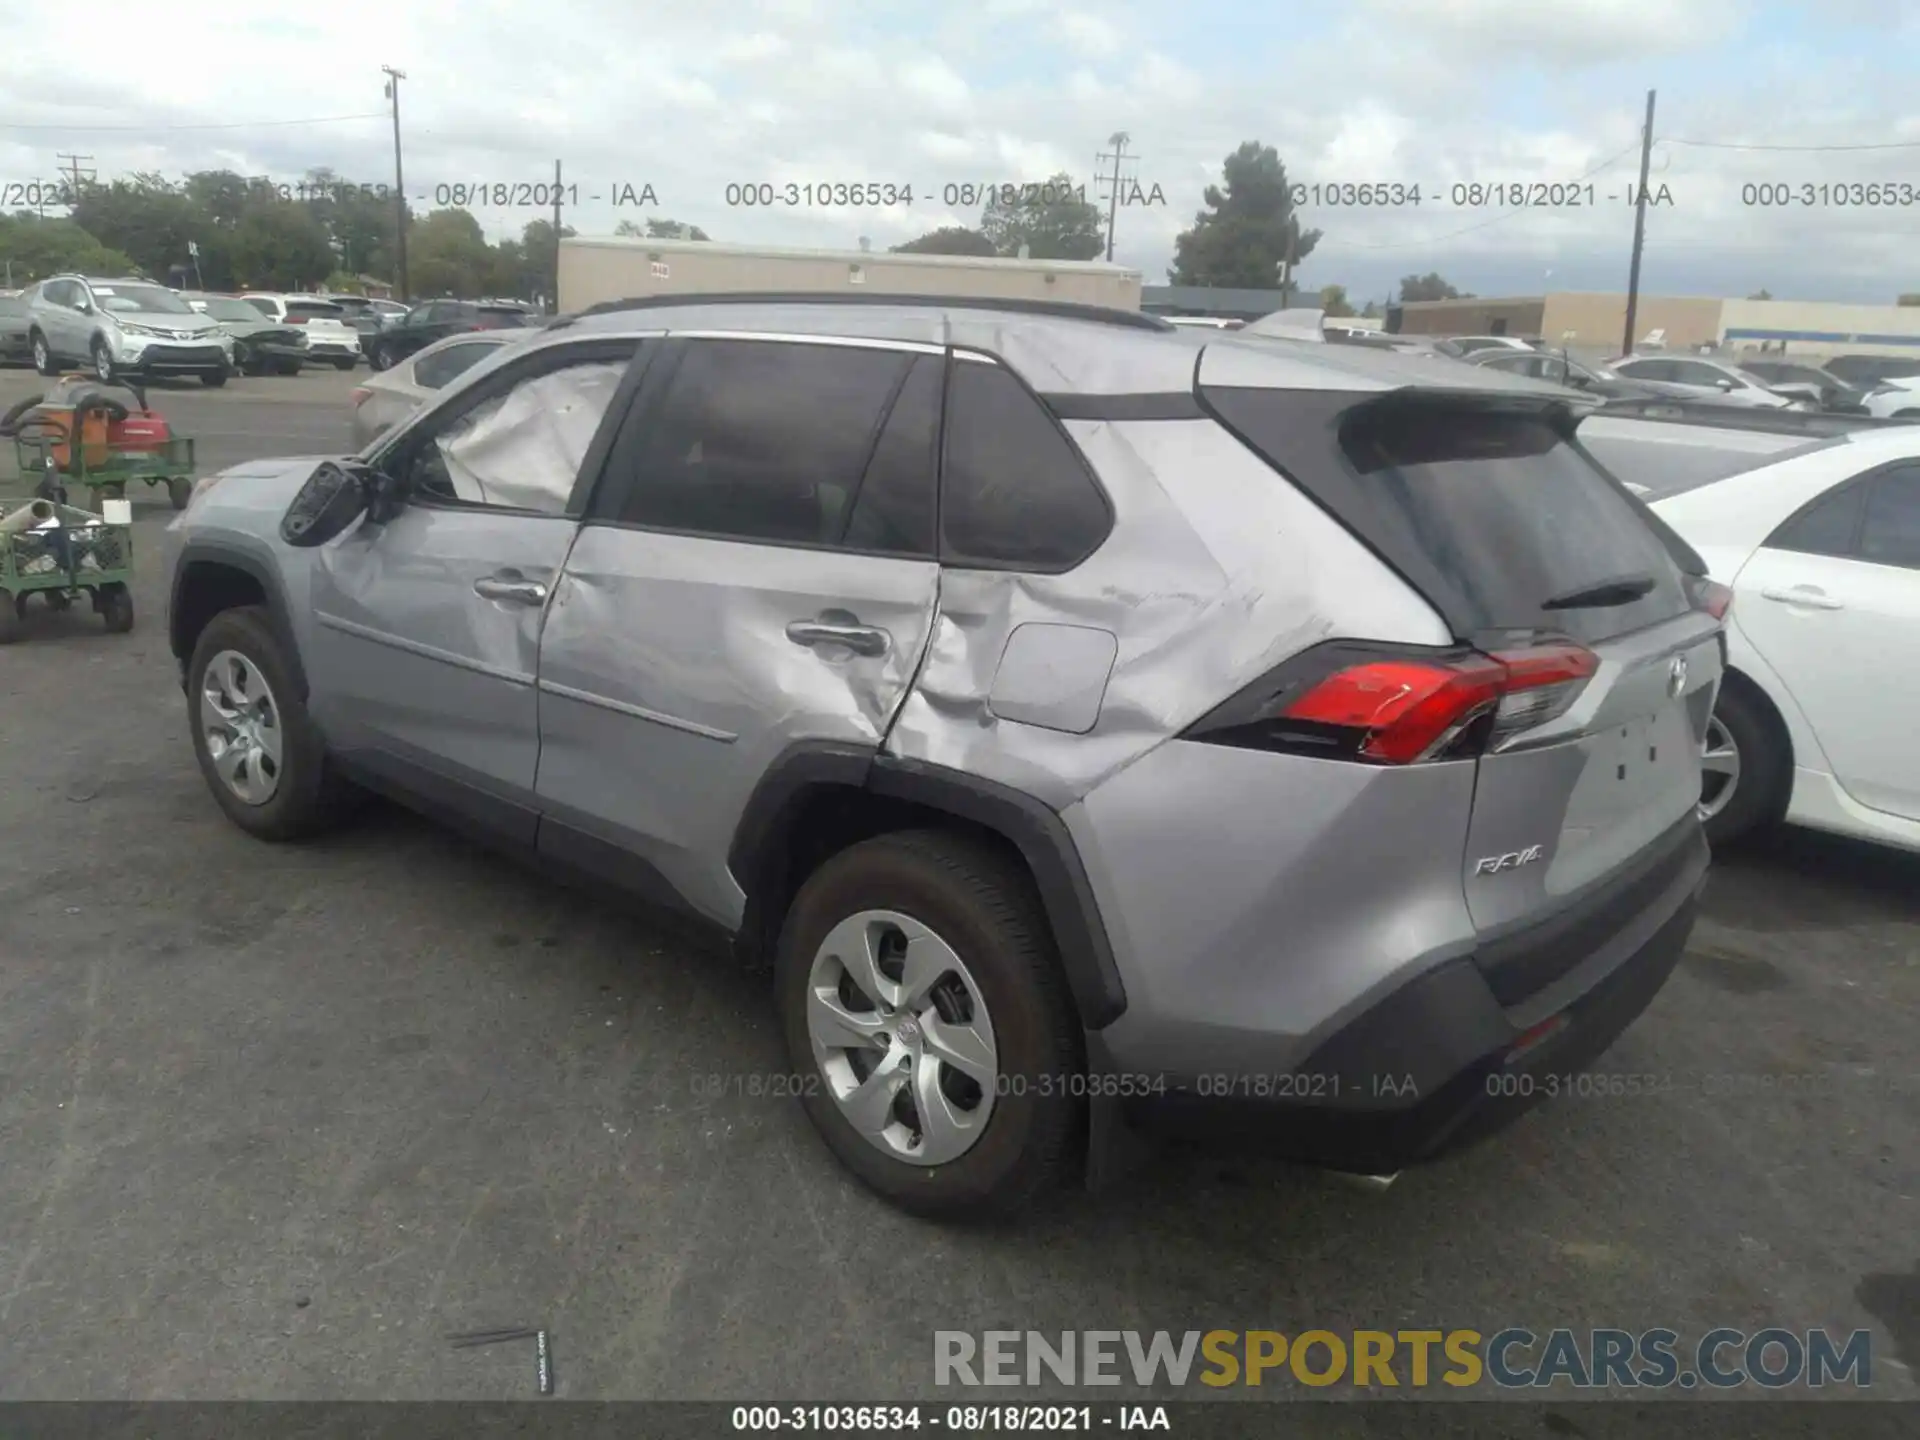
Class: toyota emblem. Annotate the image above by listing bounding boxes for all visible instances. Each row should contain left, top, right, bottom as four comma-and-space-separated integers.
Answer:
1668, 655, 1688, 697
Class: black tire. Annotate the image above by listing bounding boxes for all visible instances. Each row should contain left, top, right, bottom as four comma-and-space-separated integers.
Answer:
30, 330, 55, 376
98, 582, 133, 633
0, 595, 20, 643
775, 830, 1083, 1220
99, 481, 127, 501
274, 358, 302, 376
331, 356, 356, 371
367, 343, 391, 372
45, 589, 73, 611
200, 369, 228, 388
167, 477, 192, 510
91, 338, 117, 384
1701, 677, 1791, 848
186, 605, 358, 841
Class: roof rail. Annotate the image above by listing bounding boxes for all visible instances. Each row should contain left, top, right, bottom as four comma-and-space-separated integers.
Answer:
555, 291, 1175, 333
1589, 399, 1914, 436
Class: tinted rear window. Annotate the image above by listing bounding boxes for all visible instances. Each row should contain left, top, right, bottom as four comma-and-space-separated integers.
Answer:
288, 302, 345, 320
479, 307, 531, 326
1206, 388, 1691, 643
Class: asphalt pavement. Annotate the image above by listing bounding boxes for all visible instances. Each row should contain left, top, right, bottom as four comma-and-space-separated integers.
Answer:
0, 364, 1915, 1402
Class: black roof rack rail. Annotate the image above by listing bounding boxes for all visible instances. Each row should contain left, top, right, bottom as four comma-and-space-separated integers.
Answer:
1584, 399, 1915, 436
553, 291, 1175, 333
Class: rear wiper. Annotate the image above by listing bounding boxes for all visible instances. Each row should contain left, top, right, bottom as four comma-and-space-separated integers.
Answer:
1541, 574, 1657, 610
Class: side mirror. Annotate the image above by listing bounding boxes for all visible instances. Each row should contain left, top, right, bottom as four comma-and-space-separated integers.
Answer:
76, 299, 94, 315
1714, 377, 1737, 391
280, 461, 373, 547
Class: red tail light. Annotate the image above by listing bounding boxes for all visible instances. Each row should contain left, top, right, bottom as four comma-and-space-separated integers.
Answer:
286, 314, 309, 324
1186, 641, 1599, 765
349, 388, 370, 407
1686, 575, 1733, 620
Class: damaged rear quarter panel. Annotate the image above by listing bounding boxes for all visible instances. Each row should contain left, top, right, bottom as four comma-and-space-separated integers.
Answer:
883, 415, 1451, 809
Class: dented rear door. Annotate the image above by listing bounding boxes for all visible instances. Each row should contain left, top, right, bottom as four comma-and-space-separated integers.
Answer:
532, 336, 945, 928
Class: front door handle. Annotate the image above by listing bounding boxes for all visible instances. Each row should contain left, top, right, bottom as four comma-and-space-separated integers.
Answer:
1759, 585, 1844, 611
786, 619, 891, 657
473, 574, 549, 606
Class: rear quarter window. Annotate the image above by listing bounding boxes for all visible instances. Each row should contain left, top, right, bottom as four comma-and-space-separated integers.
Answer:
939, 361, 1111, 571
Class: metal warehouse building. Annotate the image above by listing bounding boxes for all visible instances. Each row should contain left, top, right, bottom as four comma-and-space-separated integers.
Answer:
1393, 291, 1920, 359
558, 236, 1144, 314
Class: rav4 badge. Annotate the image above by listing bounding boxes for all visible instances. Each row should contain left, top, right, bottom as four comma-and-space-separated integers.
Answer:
1474, 844, 1545, 876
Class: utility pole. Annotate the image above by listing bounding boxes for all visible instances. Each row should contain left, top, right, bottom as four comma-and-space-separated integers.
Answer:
1621, 88, 1657, 358
551, 158, 563, 312
382, 66, 409, 302
1096, 132, 1133, 262
55, 154, 95, 212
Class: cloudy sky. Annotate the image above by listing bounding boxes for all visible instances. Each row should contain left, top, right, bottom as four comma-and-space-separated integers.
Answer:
3, 0, 1917, 304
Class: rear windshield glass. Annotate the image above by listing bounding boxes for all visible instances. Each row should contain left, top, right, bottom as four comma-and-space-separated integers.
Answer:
1206, 388, 1691, 643
288, 302, 345, 320
479, 306, 531, 325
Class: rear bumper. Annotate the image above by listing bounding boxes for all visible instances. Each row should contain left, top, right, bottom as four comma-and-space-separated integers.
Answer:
1119, 819, 1708, 1174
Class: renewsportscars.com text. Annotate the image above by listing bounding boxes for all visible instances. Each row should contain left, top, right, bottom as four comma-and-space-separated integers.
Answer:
933, 1328, 1872, 1390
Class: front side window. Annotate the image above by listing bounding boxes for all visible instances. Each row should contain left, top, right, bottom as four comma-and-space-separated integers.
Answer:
611, 338, 919, 547
405, 356, 633, 513
1860, 466, 1920, 570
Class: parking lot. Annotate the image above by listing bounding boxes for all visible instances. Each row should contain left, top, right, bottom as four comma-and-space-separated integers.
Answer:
0, 363, 1916, 1403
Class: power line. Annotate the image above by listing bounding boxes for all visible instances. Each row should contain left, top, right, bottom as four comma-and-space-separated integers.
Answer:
1659, 135, 1920, 152
0, 113, 387, 133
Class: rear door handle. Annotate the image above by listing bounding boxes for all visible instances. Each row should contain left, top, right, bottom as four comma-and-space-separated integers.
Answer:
786, 620, 891, 657
1759, 586, 1844, 611
473, 574, 549, 606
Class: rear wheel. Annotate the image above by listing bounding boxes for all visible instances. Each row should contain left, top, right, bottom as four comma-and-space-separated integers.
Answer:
775, 830, 1083, 1220
1700, 679, 1789, 847
186, 606, 358, 840
367, 343, 391, 372
274, 358, 302, 376
167, 477, 193, 509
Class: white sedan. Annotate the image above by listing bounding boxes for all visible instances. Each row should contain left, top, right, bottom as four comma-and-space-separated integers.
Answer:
1644, 427, 1920, 852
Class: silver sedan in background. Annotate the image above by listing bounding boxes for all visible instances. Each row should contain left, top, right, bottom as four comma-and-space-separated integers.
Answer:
348, 329, 527, 447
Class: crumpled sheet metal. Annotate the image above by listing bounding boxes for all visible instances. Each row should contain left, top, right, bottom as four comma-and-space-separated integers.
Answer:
438, 361, 629, 511
884, 416, 1449, 809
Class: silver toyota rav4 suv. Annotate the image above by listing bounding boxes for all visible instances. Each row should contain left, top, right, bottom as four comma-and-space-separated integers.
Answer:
165, 294, 1725, 1218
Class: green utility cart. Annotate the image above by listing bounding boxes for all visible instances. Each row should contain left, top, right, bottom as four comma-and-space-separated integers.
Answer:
0, 499, 135, 643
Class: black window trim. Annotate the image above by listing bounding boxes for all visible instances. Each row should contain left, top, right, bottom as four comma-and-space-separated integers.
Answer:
1859, 466, 1920, 572
363, 334, 657, 520
939, 344, 1117, 574
579, 332, 949, 564
1758, 459, 1916, 560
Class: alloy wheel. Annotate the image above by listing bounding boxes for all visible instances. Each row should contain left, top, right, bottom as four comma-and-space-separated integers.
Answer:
1699, 714, 1741, 822
200, 649, 285, 806
805, 909, 998, 1166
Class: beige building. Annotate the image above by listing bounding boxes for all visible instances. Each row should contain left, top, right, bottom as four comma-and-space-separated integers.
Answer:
1396, 291, 1920, 362
559, 236, 1143, 314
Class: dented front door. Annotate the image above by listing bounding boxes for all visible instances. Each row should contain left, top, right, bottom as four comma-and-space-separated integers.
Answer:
531, 529, 940, 926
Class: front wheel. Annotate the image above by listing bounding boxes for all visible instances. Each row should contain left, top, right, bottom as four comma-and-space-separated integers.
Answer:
30, 331, 55, 376
91, 338, 117, 384
775, 831, 1083, 1220
200, 369, 228, 388
97, 581, 134, 633
332, 356, 356, 371
1700, 681, 1789, 847
367, 344, 391, 372
186, 606, 359, 841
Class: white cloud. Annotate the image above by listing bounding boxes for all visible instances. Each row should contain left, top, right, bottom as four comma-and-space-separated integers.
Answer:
0, 0, 1905, 300
1055, 13, 1124, 58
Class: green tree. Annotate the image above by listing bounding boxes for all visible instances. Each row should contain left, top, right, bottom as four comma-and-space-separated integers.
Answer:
0, 213, 135, 282
1360, 299, 1381, 319
67, 173, 202, 279
1397, 272, 1470, 302
1901, 293, 1920, 307
893, 226, 996, 256
1319, 284, 1355, 318
221, 206, 335, 290
615, 217, 709, 240
1170, 142, 1319, 288
980, 173, 1103, 260
510, 218, 575, 302
1748, 288, 1773, 301
408, 208, 495, 297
